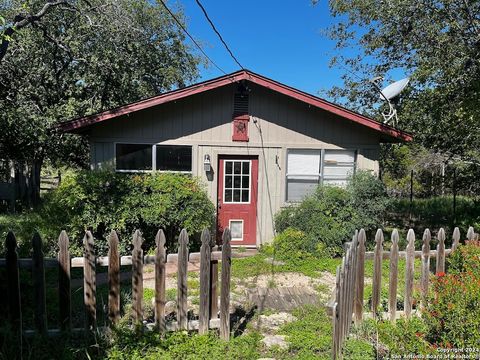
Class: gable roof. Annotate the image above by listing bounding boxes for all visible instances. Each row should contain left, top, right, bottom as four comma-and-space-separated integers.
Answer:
58, 69, 412, 142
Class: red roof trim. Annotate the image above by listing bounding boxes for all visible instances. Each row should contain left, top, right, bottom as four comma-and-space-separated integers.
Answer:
58, 70, 412, 141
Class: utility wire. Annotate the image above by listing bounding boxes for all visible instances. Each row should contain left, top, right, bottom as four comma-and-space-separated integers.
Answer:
158, 0, 227, 75
194, 0, 245, 70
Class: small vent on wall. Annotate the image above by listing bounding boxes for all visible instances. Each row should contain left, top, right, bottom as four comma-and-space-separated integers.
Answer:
234, 92, 249, 116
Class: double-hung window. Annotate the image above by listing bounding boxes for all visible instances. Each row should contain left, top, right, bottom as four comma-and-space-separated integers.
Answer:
115, 143, 192, 173
286, 149, 356, 201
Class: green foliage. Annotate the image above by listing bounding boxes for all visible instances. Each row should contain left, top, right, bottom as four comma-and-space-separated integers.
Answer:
0, 0, 200, 173
323, 0, 480, 170
272, 228, 312, 259
422, 244, 480, 348
275, 171, 389, 256
342, 338, 375, 360
1, 170, 215, 256
376, 317, 433, 356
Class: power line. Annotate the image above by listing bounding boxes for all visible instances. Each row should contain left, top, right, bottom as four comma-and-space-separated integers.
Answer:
194, 0, 244, 70
158, 0, 227, 75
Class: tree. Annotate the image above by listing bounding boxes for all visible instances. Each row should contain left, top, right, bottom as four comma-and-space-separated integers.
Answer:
323, 0, 480, 164
0, 0, 200, 205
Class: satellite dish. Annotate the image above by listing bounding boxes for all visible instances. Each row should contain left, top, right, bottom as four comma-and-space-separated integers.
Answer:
379, 78, 410, 101
370, 76, 410, 126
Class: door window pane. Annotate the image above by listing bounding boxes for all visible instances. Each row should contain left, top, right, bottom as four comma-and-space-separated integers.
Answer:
156, 145, 192, 172
116, 144, 152, 171
230, 220, 243, 240
224, 160, 251, 203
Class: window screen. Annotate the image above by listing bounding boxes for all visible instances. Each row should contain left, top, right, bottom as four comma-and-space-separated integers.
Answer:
116, 144, 152, 171
286, 149, 321, 202
156, 145, 192, 172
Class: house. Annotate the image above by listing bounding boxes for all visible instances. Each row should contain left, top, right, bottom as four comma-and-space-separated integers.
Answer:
59, 70, 412, 247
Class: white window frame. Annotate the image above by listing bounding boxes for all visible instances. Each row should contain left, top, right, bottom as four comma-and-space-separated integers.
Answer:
229, 219, 244, 241
285, 148, 357, 202
223, 159, 251, 204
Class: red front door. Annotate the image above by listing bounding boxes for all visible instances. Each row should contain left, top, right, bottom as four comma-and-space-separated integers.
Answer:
217, 156, 258, 246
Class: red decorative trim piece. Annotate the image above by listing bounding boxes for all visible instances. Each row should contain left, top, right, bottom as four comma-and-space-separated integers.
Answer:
232, 115, 249, 142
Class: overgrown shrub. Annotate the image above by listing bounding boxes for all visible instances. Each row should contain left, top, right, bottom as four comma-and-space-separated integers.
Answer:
274, 171, 389, 256
15, 170, 215, 256
422, 244, 480, 348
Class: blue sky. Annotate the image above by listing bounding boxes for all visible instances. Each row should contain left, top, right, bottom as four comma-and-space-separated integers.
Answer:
178, 0, 346, 99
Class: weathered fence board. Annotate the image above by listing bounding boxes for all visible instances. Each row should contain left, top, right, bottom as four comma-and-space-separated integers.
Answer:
420, 229, 431, 309
354, 229, 365, 323
220, 228, 232, 341
388, 230, 399, 322
83, 231, 96, 331
6, 232, 22, 354
199, 229, 211, 335
436, 228, 446, 274
108, 231, 120, 325
404, 229, 415, 318
371, 229, 383, 317
155, 229, 167, 334
177, 229, 189, 331
32, 233, 47, 334
58, 231, 71, 331
132, 230, 144, 326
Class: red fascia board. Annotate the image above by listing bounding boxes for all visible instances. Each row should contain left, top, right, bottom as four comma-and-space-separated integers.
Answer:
59, 69, 412, 142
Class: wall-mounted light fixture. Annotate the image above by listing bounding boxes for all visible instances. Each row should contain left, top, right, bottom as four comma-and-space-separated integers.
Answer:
204, 154, 211, 172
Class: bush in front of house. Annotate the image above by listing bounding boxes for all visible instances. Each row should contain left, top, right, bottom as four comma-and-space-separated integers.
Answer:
274, 171, 389, 257
40, 170, 215, 255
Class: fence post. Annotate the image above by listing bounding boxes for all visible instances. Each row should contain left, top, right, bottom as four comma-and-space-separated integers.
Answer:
58, 230, 71, 331
155, 229, 167, 334
132, 230, 144, 327
209, 235, 218, 320
220, 228, 231, 340
372, 229, 383, 317
452, 227, 460, 252
466, 226, 475, 241
199, 229, 212, 335
354, 229, 365, 323
6, 232, 22, 352
436, 228, 446, 274
420, 229, 431, 309
108, 231, 120, 325
177, 229, 189, 330
332, 265, 341, 360
32, 232, 47, 334
83, 231, 96, 331
389, 229, 399, 322
404, 229, 415, 318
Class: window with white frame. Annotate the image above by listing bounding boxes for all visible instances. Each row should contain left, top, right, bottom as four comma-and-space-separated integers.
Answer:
286, 149, 356, 201
115, 144, 192, 172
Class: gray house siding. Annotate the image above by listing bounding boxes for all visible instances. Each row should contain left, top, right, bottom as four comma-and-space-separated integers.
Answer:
87, 83, 381, 246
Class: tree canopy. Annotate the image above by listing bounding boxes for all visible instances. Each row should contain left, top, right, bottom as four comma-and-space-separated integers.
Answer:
324, 0, 480, 164
0, 0, 201, 168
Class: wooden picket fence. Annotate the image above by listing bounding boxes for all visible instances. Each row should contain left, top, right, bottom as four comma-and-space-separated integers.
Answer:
328, 226, 478, 360
0, 227, 233, 344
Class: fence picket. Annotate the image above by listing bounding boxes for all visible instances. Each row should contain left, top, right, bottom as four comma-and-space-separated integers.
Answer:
210, 234, 219, 320
155, 230, 167, 334
388, 229, 399, 322
354, 229, 365, 323
436, 228, 446, 274
372, 229, 384, 317
108, 231, 120, 325
177, 229, 189, 330
452, 227, 460, 252
404, 229, 415, 318
132, 230, 144, 326
32, 233, 47, 334
83, 231, 96, 331
199, 229, 212, 335
346, 234, 358, 334
5, 232, 22, 352
420, 229, 431, 309
220, 228, 232, 341
332, 265, 341, 360
466, 226, 475, 241
58, 231, 71, 331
